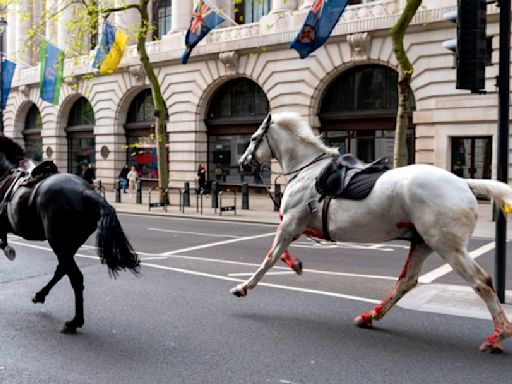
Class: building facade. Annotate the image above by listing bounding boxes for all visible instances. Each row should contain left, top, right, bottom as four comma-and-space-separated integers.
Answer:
1, 0, 505, 188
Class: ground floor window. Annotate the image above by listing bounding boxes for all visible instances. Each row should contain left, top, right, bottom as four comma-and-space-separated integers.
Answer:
451, 136, 492, 179
208, 134, 270, 185
24, 136, 43, 162
323, 129, 415, 164
126, 134, 159, 180
68, 136, 95, 175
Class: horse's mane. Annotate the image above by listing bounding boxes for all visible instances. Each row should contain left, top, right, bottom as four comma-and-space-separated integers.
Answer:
273, 112, 339, 156
0, 135, 25, 165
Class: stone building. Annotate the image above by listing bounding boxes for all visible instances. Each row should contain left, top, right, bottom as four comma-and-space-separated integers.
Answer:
1, 0, 504, 189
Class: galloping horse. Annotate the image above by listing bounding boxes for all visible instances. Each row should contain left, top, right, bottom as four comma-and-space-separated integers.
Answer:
0, 136, 140, 333
231, 112, 512, 353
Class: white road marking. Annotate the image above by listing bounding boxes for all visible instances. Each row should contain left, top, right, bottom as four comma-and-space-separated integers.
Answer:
228, 271, 296, 277
148, 227, 240, 239
118, 213, 277, 228
160, 232, 276, 256
418, 241, 495, 284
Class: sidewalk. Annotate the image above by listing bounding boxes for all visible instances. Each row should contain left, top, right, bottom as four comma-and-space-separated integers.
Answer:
106, 190, 512, 239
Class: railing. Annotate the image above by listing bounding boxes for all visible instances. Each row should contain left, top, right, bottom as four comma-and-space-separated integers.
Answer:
93, 180, 106, 199
196, 189, 205, 215
167, 187, 184, 213
216, 189, 237, 216
148, 188, 168, 212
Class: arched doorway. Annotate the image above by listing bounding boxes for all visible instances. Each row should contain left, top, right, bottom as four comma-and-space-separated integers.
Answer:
206, 78, 269, 186
23, 104, 43, 162
124, 89, 160, 182
66, 97, 95, 175
319, 65, 415, 164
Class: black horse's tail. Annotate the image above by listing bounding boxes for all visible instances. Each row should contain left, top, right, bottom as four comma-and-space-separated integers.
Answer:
84, 190, 140, 277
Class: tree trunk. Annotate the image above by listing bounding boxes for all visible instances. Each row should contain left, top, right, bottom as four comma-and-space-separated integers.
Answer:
391, 0, 422, 168
137, 0, 169, 203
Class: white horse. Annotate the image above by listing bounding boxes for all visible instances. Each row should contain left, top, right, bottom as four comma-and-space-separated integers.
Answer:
231, 112, 512, 353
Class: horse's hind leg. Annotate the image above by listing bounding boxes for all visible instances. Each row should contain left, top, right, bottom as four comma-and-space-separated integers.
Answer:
436, 246, 512, 353
32, 264, 65, 304
60, 258, 85, 334
355, 243, 432, 328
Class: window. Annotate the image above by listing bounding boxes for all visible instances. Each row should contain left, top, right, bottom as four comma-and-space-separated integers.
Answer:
23, 105, 43, 162
451, 137, 492, 179
153, 0, 172, 39
66, 97, 95, 174
235, 0, 271, 24
206, 78, 270, 185
125, 89, 162, 180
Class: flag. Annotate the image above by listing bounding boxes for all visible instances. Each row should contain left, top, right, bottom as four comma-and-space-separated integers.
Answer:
93, 21, 129, 74
1, 58, 16, 110
40, 39, 65, 105
290, 0, 349, 59
182, 1, 225, 64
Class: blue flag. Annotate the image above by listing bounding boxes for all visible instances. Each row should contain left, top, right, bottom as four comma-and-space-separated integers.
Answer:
182, 1, 224, 64
290, 0, 349, 59
1, 58, 16, 110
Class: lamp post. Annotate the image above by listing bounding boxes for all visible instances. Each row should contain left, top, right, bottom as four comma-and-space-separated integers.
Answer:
0, 16, 7, 133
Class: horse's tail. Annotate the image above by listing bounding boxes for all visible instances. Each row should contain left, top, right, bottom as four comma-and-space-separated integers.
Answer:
83, 190, 140, 277
465, 179, 512, 215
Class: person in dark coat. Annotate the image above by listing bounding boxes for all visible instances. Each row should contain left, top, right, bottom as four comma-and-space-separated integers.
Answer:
83, 163, 95, 185
197, 163, 206, 193
118, 164, 129, 193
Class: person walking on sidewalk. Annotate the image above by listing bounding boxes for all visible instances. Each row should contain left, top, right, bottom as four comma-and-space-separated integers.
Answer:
127, 165, 138, 195
83, 163, 95, 185
197, 163, 206, 193
118, 164, 129, 193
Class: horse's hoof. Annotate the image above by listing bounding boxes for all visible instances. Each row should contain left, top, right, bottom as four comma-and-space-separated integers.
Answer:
480, 340, 504, 354
230, 286, 248, 297
4, 246, 16, 261
291, 261, 303, 276
31, 293, 45, 304
354, 313, 374, 329
60, 321, 82, 334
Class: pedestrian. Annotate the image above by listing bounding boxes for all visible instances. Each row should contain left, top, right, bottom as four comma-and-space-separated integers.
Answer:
215, 164, 223, 181
118, 164, 129, 193
197, 163, 206, 193
83, 163, 95, 185
127, 165, 138, 195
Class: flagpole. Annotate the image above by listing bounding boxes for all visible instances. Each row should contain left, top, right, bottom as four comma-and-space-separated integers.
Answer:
203, 0, 239, 26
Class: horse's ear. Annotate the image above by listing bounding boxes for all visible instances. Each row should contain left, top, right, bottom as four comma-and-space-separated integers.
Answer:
0, 135, 25, 164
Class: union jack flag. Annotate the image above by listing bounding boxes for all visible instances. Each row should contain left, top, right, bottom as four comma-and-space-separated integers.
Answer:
182, 1, 225, 64
290, 0, 349, 59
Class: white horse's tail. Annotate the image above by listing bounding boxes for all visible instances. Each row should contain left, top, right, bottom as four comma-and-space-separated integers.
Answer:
465, 179, 512, 215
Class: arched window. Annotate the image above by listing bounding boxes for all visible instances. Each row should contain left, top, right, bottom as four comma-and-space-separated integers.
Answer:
23, 104, 43, 162
235, 0, 271, 24
319, 65, 415, 164
66, 97, 95, 175
206, 78, 269, 185
153, 0, 172, 39
125, 89, 160, 180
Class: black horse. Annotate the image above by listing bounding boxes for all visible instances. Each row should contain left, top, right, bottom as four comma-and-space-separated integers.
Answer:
0, 136, 140, 333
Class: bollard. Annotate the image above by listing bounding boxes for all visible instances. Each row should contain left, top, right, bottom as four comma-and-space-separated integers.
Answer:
273, 183, 282, 212
211, 181, 218, 209
242, 182, 249, 210
136, 180, 142, 204
115, 179, 121, 203
183, 181, 190, 207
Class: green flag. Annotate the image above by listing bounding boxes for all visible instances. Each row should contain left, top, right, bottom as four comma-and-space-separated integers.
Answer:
40, 39, 65, 105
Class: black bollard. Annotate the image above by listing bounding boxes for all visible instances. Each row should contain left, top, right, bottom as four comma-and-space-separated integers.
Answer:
183, 181, 190, 207
115, 179, 121, 203
136, 180, 142, 204
211, 181, 218, 209
273, 184, 282, 212
242, 182, 249, 210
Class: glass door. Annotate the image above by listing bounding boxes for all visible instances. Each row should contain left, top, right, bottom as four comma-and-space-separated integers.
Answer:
451, 137, 492, 179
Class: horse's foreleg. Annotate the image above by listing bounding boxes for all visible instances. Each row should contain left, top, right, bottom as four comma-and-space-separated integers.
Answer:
0, 231, 15, 261
280, 250, 302, 275
32, 264, 66, 304
60, 259, 85, 334
355, 243, 432, 328
230, 227, 292, 297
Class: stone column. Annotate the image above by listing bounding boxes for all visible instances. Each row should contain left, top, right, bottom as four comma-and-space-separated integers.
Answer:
46, 0, 58, 42
57, 2, 73, 51
6, 3, 16, 60
272, 0, 298, 12
170, 0, 193, 33
115, 0, 140, 44
15, 0, 32, 64
261, 0, 299, 33
300, 0, 315, 9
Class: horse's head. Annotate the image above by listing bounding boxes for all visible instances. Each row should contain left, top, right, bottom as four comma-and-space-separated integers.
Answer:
239, 114, 273, 172
0, 136, 25, 175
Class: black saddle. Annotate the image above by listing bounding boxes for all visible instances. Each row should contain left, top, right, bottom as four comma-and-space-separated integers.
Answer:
315, 154, 389, 201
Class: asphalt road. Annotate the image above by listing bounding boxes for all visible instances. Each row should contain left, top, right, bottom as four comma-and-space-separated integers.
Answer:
0, 213, 511, 384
